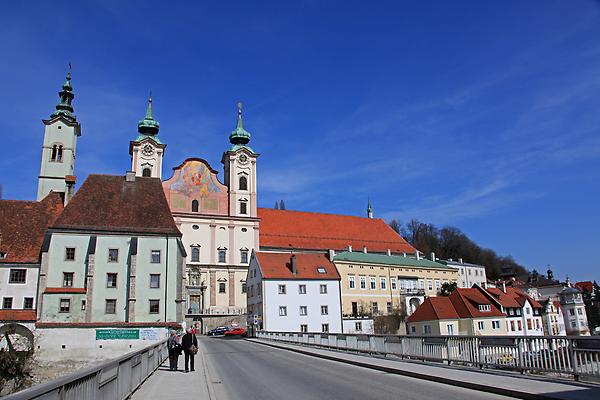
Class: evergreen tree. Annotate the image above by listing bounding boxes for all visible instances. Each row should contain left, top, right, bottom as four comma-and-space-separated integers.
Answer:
279, 200, 286, 210
274, 201, 279, 210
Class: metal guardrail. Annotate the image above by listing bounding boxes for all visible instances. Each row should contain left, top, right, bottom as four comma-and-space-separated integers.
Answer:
257, 331, 600, 380
4, 339, 168, 400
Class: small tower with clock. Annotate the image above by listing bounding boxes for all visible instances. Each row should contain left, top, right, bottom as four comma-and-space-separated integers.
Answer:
129, 95, 165, 179
221, 102, 259, 218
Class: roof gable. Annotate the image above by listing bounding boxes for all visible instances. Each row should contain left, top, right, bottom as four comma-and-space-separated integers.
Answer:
407, 296, 460, 323
258, 208, 415, 253
450, 288, 505, 318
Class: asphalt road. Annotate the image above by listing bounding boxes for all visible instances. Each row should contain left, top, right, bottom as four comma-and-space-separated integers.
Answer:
199, 337, 517, 400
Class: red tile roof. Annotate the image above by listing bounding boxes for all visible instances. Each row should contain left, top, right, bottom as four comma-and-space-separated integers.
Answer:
407, 297, 459, 323
256, 252, 340, 280
0, 192, 64, 263
575, 281, 593, 294
486, 287, 542, 309
0, 310, 37, 322
257, 208, 415, 253
450, 288, 505, 318
53, 175, 180, 235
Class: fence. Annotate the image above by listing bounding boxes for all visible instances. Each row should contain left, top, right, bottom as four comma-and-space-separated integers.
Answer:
4, 339, 168, 400
257, 331, 600, 380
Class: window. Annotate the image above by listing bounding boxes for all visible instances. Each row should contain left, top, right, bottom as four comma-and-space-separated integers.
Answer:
317, 267, 326, 274
492, 320, 500, 330
278, 285, 286, 294
279, 306, 287, 316
9, 269, 26, 284
419, 279, 425, 289
510, 320, 515, 331
320, 284, 327, 294
219, 283, 226, 293
240, 249, 249, 264
477, 321, 485, 330
380, 277, 387, 290
240, 201, 248, 215
577, 308, 583, 315
526, 319, 532, 330
427, 279, 433, 291
370, 277, 376, 290
108, 249, 119, 263
569, 309, 575, 316
508, 308, 514, 316
81, 299, 86, 311
239, 176, 248, 190
106, 273, 117, 288
151, 250, 161, 263
241, 283, 247, 293
218, 249, 226, 263
150, 274, 160, 288
65, 247, 75, 261
372, 302, 378, 314
142, 168, 151, 177
321, 305, 328, 315
478, 304, 491, 312
59, 299, 70, 313
411, 326, 416, 333
526, 307, 531, 315
105, 299, 116, 314
63, 272, 74, 287
322, 324, 329, 333
355, 322, 362, 331
387, 302, 392, 314
300, 306, 307, 316
3, 297, 13, 309
434, 280, 440, 290
299, 284, 307, 294
423, 325, 432, 334
23, 297, 34, 309
191, 247, 200, 262
517, 320, 522, 330
447, 324, 455, 335
300, 324, 308, 333
360, 276, 366, 289
149, 300, 160, 314
348, 276, 355, 289
391, 278, 397, 290
191, 199, 199, 212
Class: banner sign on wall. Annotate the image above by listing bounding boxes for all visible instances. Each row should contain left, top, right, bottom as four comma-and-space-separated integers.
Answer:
95, 329, 140, 340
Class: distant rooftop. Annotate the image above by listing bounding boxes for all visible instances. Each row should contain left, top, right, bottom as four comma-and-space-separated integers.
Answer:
333, 251, 455, 270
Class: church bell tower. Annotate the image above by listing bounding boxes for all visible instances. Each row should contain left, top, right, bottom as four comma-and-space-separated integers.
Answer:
37, 66, 81, 201
129, 95, 166, 179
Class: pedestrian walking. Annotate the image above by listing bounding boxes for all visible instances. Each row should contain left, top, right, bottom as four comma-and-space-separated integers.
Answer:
182, 327, 198, 372
167, 330, 182, 371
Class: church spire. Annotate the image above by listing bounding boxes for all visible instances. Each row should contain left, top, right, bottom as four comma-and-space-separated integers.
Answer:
137, 93, 160, 135
367, 198, 373, 219
50, 63, 77, 122
229, 101, 251, 147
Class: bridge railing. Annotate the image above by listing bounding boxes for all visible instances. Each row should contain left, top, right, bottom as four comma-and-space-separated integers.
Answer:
4, 339, 168, 400
257, 331, 600, 380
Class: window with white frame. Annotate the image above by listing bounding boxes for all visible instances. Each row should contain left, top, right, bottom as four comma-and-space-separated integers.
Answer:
322, 323, 329, 332
218, 249, 226, 263
349, 276, 355, 289
380, 277, 387, 290
8, 269, 26, 284
427, 279, 433, 291
108, 249, 119, 263
321, 305, 328, 315
477, 321, 485, 330
360, 276, 366, 289
370, 277, 376, 290
240, 249, 249, 264
478, 304, 491, 312
191, 247, 200, 262
151, 250, 161, 263
423, 325, 432, 334
320, 284, 327, 294
390, 278, 397, 290
355, 322, 362, 331
492, 320, 500, 330
299, 284, 307, 294
299, 306, 307, 316
279, 306, 287, 316
300, 324, 308, 333
278, 284, 286, 294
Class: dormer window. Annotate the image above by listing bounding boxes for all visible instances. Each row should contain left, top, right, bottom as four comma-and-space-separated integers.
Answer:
317, 267, 326, 274
0, 252, 6, 259
478, 304, 491, 312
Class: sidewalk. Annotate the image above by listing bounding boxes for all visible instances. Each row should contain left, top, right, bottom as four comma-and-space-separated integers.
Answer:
249, 338, 600, 400
131, 348, 214, 400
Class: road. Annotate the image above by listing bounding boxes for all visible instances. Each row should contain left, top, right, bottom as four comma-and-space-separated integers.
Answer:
200, 337, 516, 400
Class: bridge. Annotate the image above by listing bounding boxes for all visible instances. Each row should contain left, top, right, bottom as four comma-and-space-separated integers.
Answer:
4, 333, 600, 400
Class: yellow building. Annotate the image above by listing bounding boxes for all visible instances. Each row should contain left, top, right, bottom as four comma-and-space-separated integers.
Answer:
332, 251, 459, 318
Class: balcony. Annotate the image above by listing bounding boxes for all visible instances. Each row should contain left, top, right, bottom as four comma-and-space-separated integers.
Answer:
186, 307, 247, 316
399, 288, 426, 296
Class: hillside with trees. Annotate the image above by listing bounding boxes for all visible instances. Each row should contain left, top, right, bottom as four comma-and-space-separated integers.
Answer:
388, 219, 529, 281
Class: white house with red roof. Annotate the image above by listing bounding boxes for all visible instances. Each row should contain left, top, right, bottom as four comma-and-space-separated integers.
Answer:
407, 286, 507, 336
486, 286, 544, 336
246, 251, 342, 333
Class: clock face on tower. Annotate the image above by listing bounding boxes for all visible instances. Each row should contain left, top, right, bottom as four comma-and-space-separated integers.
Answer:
142, 143, 154, 156
238, 154, 248, 164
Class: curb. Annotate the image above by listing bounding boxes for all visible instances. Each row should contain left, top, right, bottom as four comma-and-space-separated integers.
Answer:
248, 339, 584, 400
199, 347, 217, 400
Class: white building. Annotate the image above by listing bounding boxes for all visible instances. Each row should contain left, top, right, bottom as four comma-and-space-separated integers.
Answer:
440, 258, 487, 288
247, 252, 342, 333
486, 286, 544, 336
559, 286, 590, 336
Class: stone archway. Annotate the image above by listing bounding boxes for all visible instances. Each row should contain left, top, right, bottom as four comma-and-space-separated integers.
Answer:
0, 323, 34, 352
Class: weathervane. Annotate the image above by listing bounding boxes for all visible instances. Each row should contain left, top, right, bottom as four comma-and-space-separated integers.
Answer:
237, 101, 243, 117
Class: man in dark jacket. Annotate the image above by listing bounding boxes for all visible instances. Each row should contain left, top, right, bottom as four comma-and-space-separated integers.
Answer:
181, 328, 198, 372
167, 331, 181, 371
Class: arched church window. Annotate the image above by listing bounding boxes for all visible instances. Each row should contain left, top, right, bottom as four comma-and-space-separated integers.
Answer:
142, 168, 152, 177
51, 145, 58, 161
239, 200, 248, 215
191, 247, 200, 262
191, 200, 199, 212
239, 176, 248, 191
57, 145, 63, 162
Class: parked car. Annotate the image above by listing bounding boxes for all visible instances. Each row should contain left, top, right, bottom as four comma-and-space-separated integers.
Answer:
207, 326, 229, 336
224, 327, 247, 337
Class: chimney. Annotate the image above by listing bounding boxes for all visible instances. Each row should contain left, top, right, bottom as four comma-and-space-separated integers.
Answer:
458, 258, 463, 264
386, 249, 391, 256
328, 249, 335, 260
347, 245, 352, 252
362, 246, 367, 254
289, 254, 297, 275
416, 251, 420, 260
430, 252, 435, 261
64, 175, 76, 205
125, 171, 136, 182
502, 282, 507, 293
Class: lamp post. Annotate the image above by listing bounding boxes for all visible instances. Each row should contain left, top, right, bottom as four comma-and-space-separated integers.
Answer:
200, 282, 207, 334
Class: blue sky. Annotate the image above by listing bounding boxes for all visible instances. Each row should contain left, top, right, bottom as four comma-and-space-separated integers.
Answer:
0, 1, 599, 281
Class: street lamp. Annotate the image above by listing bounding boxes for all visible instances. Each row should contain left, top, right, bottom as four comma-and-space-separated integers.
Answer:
199, 282, 207, 334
